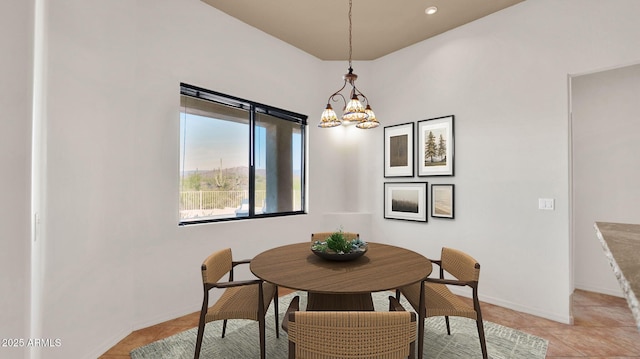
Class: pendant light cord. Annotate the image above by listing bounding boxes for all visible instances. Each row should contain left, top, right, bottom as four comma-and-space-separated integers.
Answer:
348, 0, 353, 70
318, 0, 379, 128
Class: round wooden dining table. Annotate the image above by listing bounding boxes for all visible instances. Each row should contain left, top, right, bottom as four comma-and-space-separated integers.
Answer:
250, 242, 432, 311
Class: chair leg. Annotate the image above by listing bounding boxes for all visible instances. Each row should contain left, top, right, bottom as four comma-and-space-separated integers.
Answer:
194, 315, 206, 359
274, 286, 280, 339
473, 289, 488, 359
476, 318, 488, 359
409, 340, 416, 359
288, 340, 296, 359
282, 295, 300, 333
417, 315, 425, 359
444, 316, 451, 335
259, 316, 266, 359
221, 319, 227, 338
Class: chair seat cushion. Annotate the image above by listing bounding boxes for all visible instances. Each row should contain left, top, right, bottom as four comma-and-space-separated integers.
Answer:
401, 282, 477, 320
206, 282, 276, 322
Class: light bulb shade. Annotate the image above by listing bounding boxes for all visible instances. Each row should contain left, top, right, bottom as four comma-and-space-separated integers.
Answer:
356, 105, 380, 129
318, 104, 342, 128
342, 97, 368, 122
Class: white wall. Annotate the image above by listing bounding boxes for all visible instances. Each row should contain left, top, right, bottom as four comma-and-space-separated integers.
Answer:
0, 0, 32, 357
31, 0, 360, 358
572, 63, 640, 296
10, 0, 640, 358
130, 0, 349, 330
365, 0, 640, 322
33, 1, 138, 357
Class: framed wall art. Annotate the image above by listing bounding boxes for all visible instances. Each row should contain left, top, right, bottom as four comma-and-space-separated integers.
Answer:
431, 184, 454, 219
384, 122, 414, 177
384, 182, 428, 222
418, 115, 454, 176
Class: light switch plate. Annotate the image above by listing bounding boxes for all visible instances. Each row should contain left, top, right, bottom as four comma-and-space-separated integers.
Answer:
538, 198, 554, 210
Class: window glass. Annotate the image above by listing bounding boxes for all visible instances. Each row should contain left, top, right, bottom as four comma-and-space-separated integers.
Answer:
179, 84, 306, 224
255, 113, 303, 214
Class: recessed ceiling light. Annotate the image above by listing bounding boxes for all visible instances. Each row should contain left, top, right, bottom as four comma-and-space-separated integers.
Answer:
425, 6, 438, 15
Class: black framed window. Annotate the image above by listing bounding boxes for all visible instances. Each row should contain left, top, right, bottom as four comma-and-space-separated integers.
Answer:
179, 83, 307, 225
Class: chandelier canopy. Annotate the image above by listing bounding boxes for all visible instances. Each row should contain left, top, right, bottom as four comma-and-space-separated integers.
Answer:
318, 0, 379, 130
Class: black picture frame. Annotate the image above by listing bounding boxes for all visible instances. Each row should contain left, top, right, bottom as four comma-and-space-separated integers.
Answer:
431, 184, 454, 219
417, 115, 454, 176
384, 122, 414, 177
384, 182, 428, 222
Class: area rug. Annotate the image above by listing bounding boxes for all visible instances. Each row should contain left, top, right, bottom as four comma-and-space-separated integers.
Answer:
131, 292, 548, 359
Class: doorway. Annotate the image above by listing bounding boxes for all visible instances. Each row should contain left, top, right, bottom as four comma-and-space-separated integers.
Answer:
570, 62, 640, 297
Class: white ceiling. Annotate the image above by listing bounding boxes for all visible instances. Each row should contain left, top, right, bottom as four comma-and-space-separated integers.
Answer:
201, 0, 525, 60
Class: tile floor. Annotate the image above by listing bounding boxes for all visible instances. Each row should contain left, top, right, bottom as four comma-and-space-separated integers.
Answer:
99, 289, 640, 358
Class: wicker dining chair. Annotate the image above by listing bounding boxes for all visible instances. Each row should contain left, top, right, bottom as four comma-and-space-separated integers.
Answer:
194, 248, 279, 359
311, 232, 360, 242
285, 295, 417, 359
397, 247, 487, 359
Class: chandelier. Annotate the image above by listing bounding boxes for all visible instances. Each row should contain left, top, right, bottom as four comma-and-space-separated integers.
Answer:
318, 0, 379, 129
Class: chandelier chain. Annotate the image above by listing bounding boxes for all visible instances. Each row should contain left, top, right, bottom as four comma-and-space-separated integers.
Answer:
318, 0, 379, 129
348, 0, 353, 68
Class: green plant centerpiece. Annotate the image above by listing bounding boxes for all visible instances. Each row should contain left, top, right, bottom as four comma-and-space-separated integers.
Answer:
311, 228, 367, 261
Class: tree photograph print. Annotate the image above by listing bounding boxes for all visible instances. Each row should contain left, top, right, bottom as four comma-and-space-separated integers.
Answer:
418, 115, 454, 176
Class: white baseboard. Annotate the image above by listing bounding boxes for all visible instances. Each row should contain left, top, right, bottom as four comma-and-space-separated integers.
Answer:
78, 305, 200, 359
574, 283, 624, 298
132, 303, 201, 331
83, 327, 132, 359
479, 293, 572, 324
446, 287, 572, 324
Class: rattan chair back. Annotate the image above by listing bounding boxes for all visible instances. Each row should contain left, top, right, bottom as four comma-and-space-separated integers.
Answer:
441, 247, 480, 282
287, 310, 416, 359
201, 247, 233, 284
